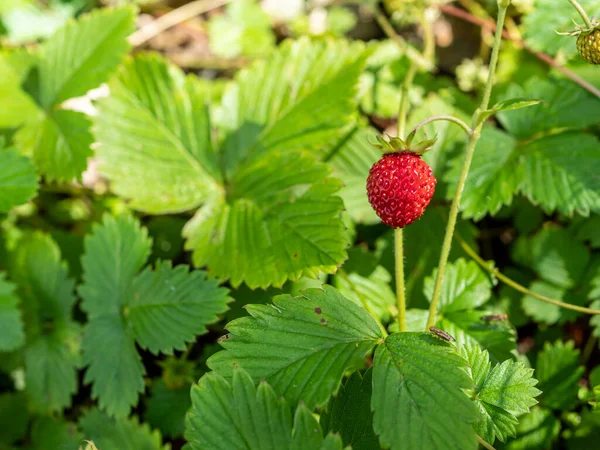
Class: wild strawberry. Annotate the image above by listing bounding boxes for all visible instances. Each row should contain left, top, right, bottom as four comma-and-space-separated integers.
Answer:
367, 151, 436, 228
366, 132, 437, 229
577, 29, 600, 64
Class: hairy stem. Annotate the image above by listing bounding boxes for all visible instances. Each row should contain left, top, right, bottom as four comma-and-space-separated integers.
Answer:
567, 0, 594, 28
409, 115, 473, 138
476, 434, 496, 450
426, 4, 508, 330
457, 235, 600, 316
395, 228, 406, 331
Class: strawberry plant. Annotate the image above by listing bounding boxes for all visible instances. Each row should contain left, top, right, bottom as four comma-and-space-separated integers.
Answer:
1, 0, 600, 449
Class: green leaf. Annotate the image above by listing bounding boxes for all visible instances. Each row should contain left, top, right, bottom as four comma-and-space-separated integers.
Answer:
523, 0, 600, 58
144, 379, 191, 439
184, 152, 349, 289
186, 368, 339, 450
438, 311, 516, 365
522, 226, 590, 289
208, 285, 382, 409
79, 409, 166, 450
0, 273, 24, 351
448, 128, 600, 219
219, 37, 367, 174
320, 369, 379, 450
29, 417, 82, 450
127, 261, 230, 354
424, 258, 493, 313
522, 281, 568, 324
377, 205, 480, 308
461, 345, 540, 444
570, 215, 600, 248
334, 265, 396, 324
0, 392, 29, 445
503, 406, 560, 450
15, 109, 93, 182
372, 332, 478, 450
80, 214, 229, 417
10, 233, 80, 413
94, 53, 221, 213
0, 49, 39, 128
536, 340, 584, 410
518, 132, 600, 216
445, 127, 520, 220
208, 0, 275, 58
479, 97, 541, 122
497, 78, 600, 138
38, 6, 135, 107
0, 148, 39, 212
327, 125, 380, 224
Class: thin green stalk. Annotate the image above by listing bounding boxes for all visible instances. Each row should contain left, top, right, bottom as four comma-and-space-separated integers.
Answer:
395, 228, 406, 331
426, 3, 508, 330
567, 0, 594, 28
457, 235, 600, 316
339, 270, 388, 337
476, 434, 496, 450
409, 115, 473, 138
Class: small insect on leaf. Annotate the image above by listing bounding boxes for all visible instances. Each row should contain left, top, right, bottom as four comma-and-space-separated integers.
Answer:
480, 313, 509, 322
429, 327, 456, 343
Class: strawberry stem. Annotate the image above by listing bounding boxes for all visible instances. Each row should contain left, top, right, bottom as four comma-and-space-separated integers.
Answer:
567, 0, 594, 28
426, 2, 509, 331
394, 228, 406, 332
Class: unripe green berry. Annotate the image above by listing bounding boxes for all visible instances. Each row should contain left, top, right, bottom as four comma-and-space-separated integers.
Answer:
577, 30, 600, 64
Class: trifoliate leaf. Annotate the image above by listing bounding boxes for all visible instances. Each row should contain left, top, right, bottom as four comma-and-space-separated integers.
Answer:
0, 392, 29, 445
0, 272, 24, 352
498, 78, 600, 138
503, 406, 560, 450
320, 369, 378, 450
29, 417, 82, 450
184, 152, 349, 289
327, 125, 380, 224
94, 53, 221, 213
38, 6, 135, 107
372, 332, 478, 450
208, 286, 383, 410
79, 214, 229, 417
536, 340, 584, 410
461, 345, 540, 444
448, 128, 600, 219
186, 368, 341, 450
523, 0, 600, 58
127, 261, 230, 354
445, 127, 520, 220
79, 409, 166, 450
219, 37, 367, 174
0, 148, 39, 213
10, 233, 80, 413
424, 258, 493, 313
14, 109, 93, 182
208, 0, 275, 58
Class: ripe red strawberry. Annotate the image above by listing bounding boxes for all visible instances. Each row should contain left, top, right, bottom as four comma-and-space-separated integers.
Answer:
367, 151, 436, 229
577, 29, 600, 64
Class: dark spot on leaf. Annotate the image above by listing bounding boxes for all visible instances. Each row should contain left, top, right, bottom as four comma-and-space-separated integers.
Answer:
315, 307, 322, 314
292, 252, 298, 259
320, 318, 326, 323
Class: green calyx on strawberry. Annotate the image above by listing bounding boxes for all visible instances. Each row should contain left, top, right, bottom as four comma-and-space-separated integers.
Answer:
366, 132, 438, 229
557, 20, 600, 65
